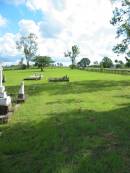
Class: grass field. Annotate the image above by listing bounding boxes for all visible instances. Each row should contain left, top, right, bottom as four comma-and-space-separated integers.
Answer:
1, 67, 130, 173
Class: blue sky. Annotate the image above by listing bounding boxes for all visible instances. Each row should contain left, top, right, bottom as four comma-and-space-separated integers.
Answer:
0, 0, 120, 65
0, 1, 43, 35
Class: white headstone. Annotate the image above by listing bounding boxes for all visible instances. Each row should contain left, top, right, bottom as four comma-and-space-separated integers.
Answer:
19, 81, 24, 95
0, 64, 11, 107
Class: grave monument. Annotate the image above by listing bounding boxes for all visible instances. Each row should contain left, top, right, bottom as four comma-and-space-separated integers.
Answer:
0, 64, 11, 114
17, 81, 25, 103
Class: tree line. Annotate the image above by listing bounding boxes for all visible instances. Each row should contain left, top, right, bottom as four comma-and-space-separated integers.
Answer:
16, 33, 129, 71
64, 45, 129, 69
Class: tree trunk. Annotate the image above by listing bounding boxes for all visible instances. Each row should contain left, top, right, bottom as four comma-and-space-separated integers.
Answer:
27, 60, 30, 68
71, 59, 75, 69
25, 56, 30, 68
41, 67, 43, 71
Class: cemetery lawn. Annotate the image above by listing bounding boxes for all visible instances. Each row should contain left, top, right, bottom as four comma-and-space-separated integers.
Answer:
1, 67, 130, 173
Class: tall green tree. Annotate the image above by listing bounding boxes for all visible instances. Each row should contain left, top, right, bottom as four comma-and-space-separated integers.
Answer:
100, 57, 113, 68
78, 58, 91, 67
64, 45, 80, 68
115, 59, 124, 68
16, 33, 38, 68
111, 0, 130, 58
33, 56, 53, 71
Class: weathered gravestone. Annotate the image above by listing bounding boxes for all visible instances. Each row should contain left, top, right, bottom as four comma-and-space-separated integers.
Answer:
0, 65, 11, 115
17, 81, 25, 103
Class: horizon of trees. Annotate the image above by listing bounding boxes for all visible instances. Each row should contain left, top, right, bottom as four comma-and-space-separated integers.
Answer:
14, 27, 130, 70
14, 55, 129, 69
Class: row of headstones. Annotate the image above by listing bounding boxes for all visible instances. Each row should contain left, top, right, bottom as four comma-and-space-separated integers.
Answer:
0, 65, 25, 116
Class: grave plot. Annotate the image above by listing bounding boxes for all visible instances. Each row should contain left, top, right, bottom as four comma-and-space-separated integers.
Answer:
0, 66, 26, 123
0, 65, 12, 123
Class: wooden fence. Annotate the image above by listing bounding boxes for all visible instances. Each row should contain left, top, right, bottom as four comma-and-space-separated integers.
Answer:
78, 67, 130, 75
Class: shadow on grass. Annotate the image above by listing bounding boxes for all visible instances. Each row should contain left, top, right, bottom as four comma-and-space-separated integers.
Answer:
6, 80, 130, 98
1, 104, 130, 173
46, 98, 83, 105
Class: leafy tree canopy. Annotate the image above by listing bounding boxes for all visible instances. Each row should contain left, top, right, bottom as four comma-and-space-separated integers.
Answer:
78, 58, 91, 67
111, 0, 130, 58
100, 57, 113, 68
33, 56, 54, 71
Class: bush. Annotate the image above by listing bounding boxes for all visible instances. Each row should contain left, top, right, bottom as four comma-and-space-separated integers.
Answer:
116, 64, 124, 69
20, 64, 27, 70
69, 64, 77, 69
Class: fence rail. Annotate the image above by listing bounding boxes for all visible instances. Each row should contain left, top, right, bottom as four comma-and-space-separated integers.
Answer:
78, 67, 130, 75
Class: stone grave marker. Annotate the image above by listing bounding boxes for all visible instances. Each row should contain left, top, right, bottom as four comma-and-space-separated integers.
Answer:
0, 65, 11, 115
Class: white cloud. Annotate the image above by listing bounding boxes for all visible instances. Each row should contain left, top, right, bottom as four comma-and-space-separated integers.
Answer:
26, 0, 117, 63
0, 33, 19, 58
0, 14, 7, 27
18, 19, 40, 36
2, 0, 119, 64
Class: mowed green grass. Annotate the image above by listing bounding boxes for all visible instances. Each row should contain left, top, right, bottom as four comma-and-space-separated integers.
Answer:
1, 68, 130, 173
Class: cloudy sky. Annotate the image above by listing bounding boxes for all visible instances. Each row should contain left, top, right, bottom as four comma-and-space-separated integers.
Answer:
0, 0, 120, 65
